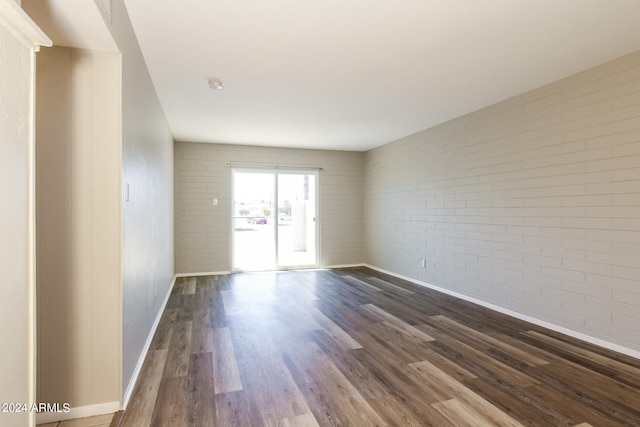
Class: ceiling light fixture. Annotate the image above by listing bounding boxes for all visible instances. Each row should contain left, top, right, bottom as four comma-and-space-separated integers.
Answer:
208, 78, 224, 90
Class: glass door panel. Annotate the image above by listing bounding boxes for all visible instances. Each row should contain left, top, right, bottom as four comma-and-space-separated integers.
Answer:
277, 173, 317, 268
232, 172, 276, 271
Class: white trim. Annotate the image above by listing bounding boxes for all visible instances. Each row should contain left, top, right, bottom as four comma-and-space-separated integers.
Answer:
28, 39, 38, 427
364, 264, 640, 361
175, 271, 231, 278
122, 275, 176, 408
0, 0, 51, 49
0, 2, 50, 426
36, 401, 120, 424
324, 263, 366, 269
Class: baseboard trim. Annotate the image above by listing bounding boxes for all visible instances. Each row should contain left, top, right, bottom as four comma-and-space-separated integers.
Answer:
175, 271, 231, 278
364, 264, 640, 361
322, 263, 366, 269
35, 401, 120, 425
122, 275, 176, 409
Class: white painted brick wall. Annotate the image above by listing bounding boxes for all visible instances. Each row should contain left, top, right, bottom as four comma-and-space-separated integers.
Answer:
365, 51, 640, 352
175, 142, 364, 273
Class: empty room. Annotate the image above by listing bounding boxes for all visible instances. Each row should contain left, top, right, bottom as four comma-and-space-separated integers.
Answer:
2, 0, 640, 426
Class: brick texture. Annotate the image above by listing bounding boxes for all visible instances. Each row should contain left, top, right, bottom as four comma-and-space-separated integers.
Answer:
174, 143, 364, 273
365, 51, 640, 353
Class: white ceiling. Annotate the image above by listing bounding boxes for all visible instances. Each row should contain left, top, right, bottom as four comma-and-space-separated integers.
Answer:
33, 0, 640, 152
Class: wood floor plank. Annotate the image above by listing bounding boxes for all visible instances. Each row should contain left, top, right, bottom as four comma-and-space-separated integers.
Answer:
177, 293, 194, 322
524, 330, 640, 380
430, 315, 548, 367
282, 339, 388, 426
314, 300, 374, 335
310, 307, 362, 350
309, 329, 390, 400
148, 308, 176, 351
360, 303, 435, 342
273, 272, 320, 304
527, 357, 640, 424
420, 343, 478, 382
367, 395, 439, 427
150, 376, 188, 427
214, 391, 253, 427
342, 275, 383, 292
162, 320, 192, 378
190, 309, 212, 355
192, 277, 212, 311
355, 349, 463, 424
230, 318, 312, 423
410, 360, 525, 427
350, 321, 432, 364
122, 268, 640, 426
516, 383, 626, 427
418, 322, 540, 388
58, 413, 114, 426
432, 398, 503, 427
278, 413, 320, 427
367, 276, 415, 295
165, 281, 184, 310
321, 272, 377, 307
276, 301, 322, 335
463, 376, 578, 427
220, 289, 241, 316
183, 277, 197, 295
208, 279, 227, 329
121, 349, 167, 427
211, 327, 243, 394
109, 411, 124, 427
186, 352, 215, 427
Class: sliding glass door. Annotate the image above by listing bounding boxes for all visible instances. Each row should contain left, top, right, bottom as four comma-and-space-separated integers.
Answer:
232, 169, 317, 271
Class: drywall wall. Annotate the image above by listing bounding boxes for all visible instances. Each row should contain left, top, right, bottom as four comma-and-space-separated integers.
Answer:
35, 46, 121, 409
0, 16, 33, 427
174, 142, 364, 273
104, 0, 175, 397
0, 1, 49, 426
365, 51, 640, 354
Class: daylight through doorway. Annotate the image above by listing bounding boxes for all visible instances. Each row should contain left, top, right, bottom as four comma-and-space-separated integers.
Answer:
232, 169, 317, 271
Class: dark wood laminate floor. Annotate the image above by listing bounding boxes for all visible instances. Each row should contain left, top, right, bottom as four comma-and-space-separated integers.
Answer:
121, 267, 640, 426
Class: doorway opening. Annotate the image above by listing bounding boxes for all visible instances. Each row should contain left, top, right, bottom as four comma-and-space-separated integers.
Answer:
232, 169, 318, 271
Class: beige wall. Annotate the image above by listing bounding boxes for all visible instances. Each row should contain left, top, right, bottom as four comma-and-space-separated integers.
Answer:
365, 51, 640, 354
175, 142, 364, 273
0, 23, 32, 425
36, 46, 121, 408
0, 1, 49, 426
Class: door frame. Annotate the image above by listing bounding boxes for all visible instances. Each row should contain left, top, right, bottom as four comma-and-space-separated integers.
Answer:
230, 167, 319, 272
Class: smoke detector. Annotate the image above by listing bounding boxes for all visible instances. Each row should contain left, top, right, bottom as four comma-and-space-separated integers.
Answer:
208, 78, 224, 90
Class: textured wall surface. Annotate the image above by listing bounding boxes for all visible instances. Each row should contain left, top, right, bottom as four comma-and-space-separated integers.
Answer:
106, 0, 175, 398
0, 15, 34, 427
365, 51, 640, 353
174, 142, 364, 273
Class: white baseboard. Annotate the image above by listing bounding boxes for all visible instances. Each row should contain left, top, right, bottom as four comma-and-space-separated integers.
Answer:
122, 275, 176, 409
36, 400, 120, 424
175, 271, 231, 278
364, 264, 640, 361
322, 263, 366, 269
175, 266, 367, 276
